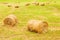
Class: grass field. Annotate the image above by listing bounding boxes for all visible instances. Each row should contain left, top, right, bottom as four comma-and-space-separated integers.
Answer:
0, 0, 60, 40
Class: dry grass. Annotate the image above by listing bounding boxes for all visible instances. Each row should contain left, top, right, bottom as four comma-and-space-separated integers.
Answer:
0, 0, 60, 40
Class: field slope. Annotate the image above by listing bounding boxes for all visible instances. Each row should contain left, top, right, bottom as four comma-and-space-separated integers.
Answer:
0, 0, 60, 40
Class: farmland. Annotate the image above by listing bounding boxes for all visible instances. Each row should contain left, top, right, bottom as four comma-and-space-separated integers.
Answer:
0, 0, 60, 40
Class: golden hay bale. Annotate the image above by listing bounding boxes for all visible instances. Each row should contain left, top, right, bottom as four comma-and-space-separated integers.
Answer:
25, 3, 30, 6
15, 5, 19, 8
40, 2, 49, 6
7, 4, 11, 7
3, 14, 17, 26
40, 3, 45, 6
32, 2, 39, 6
27, 20, 48, 33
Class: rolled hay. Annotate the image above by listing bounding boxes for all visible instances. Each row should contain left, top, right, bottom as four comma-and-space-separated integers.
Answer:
40, 2, 49, 6
32, 2, 39, 6
27, 20, 48, 33
3, 14, 17, 27
40, 2, 45, 6
7, 4, 11, 7
25, 3, 30, 6
15, 5, 19, 8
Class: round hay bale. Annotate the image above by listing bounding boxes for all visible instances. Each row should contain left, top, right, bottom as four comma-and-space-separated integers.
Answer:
15, 5, 19, 8
32, 2, 39, 6
40, 3, 45, 6
7, 4, 11, 7
27, 20, 48, 33
25, 3, 30, 6
3, 14, 17, 27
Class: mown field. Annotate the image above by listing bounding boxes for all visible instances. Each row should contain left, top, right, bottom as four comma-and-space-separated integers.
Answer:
0, 0, 60, 40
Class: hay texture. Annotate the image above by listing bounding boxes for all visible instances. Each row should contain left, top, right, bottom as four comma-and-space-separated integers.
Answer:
3, 14, 17, 26
15, 5, 19, 8
27, 20, 48, 33
32, 2, 39, 6
25, 3, 30, 6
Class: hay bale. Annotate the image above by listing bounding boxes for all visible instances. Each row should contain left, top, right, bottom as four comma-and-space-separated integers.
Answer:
25, 3, 30, 6
15, 5, 19, 8
7, 4, 11, 7
32, 2, 39, 6
40, 2, 49, 6
3, 14, 17, 27
27, 20, 48, 33
40, 3, 45, 6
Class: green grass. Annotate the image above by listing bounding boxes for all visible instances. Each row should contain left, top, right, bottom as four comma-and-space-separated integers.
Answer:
0, 0, 60, 40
